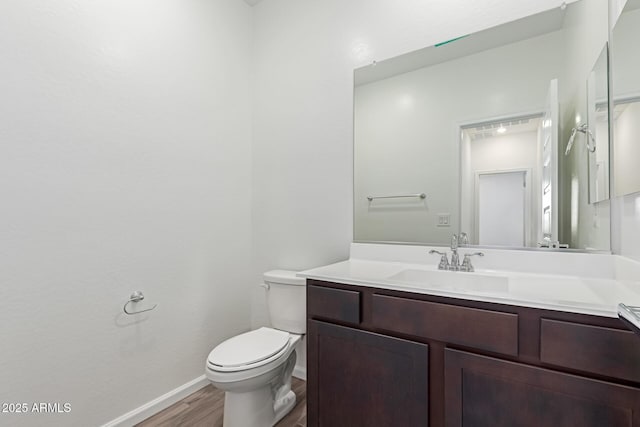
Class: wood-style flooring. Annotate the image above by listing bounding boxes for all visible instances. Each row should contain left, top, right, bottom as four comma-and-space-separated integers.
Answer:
136, 378, 306, 427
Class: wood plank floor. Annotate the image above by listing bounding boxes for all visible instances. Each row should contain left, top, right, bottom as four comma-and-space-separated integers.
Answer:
136, 378, 306, 427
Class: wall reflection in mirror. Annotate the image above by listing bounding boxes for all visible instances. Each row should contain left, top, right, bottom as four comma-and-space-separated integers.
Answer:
353, 0, 611, 251
612, 0, 640, 197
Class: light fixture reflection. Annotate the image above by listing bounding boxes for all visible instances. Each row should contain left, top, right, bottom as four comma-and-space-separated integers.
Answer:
398, 94, 414, 109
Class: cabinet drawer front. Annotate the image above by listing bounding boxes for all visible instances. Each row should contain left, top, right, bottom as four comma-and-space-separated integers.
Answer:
372, 294, 518, 356
540, 318, 640, 382
307, 284, 360, 325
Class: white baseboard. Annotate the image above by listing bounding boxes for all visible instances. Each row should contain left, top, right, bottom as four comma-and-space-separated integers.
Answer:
293, 365, 306, 381
101, 375, 209, 427
103, 366, 304, 427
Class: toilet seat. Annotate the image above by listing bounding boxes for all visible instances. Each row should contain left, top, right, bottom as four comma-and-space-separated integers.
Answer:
207, 327, 291, 373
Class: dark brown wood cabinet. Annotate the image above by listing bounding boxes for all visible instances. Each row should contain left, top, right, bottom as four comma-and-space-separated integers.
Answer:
445, 348, 640, 427
307, 320, 429, 427
306, 279, 640, 427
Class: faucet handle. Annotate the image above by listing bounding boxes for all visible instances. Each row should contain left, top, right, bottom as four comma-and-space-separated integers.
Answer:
459, 232, 469, 245
429, 250, 449, 270
461, 252, 484, 272
464, 252, 484, 257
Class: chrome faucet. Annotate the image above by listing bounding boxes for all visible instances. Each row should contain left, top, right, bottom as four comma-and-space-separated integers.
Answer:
460, 252, 484, 272
449, 234, 460, 271
430, 234, 484, 272
429, 250, 449, 270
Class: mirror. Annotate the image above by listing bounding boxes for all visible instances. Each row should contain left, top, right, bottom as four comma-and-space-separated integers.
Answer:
353, 0, 610, 251
587, 45, 610, 203
612, 0, 640, 197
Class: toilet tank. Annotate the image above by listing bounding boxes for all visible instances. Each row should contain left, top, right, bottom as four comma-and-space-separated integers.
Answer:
263, 270, 306, 334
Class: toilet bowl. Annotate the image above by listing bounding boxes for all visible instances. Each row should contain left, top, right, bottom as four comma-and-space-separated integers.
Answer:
205, 270, 306, 427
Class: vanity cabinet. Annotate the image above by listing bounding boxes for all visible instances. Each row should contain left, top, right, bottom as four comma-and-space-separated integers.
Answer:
445, 349, 640, 427
307, 320, 429, 427
306, 280, 640, 427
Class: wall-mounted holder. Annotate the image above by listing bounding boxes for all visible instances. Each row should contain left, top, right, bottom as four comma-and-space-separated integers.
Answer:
123, 291, 158, 315
367, 193, 426, 202
565, 123, 596, 155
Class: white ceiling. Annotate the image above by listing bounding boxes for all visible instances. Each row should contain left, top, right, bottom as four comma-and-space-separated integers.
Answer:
243, 0, 263, 6
463, 116, 542, 141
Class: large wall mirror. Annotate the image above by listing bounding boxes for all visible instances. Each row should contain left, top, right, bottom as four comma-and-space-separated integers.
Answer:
353, 0, 611, 251
612, 0, 640, 197
587, 45, 610, 204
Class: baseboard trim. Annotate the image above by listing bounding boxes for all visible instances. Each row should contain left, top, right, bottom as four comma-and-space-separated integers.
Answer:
293, 366, 306, 381
101, 375, 209, 427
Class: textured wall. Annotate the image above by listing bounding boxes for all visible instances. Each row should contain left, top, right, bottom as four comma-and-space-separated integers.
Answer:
0, 1, 253, 425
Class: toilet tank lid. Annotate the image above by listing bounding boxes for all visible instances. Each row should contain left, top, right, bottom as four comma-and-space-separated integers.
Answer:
263, 270, 305, 286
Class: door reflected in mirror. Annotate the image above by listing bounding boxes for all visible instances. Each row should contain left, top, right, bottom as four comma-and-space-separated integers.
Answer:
460, 113, 544, 247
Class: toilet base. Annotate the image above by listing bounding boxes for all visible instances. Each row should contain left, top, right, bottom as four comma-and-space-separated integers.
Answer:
223, 385, 273, 427
220, 349, 298, 427
222, 388, 296, 427
274, 390, 296, 425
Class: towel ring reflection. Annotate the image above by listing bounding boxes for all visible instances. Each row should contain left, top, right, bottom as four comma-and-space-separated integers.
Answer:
123, 291, 158, 315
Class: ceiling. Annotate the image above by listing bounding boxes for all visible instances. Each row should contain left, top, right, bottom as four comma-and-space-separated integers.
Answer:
462, 116, 542, 142
244, 0, 263, 6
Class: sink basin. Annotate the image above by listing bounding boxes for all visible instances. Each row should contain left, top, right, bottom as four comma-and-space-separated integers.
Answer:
387, 268, 509, 294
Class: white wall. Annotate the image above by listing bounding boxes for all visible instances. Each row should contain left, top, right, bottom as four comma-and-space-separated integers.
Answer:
557, 0, 610, 250
468, 133, 538, 185
617, 193, 640, 262
612, 6, 640, 197
249, 0, 582, 363
611, 2, 640, 262
0, 1, 253, 426
611, 6, 640, 98
614, 103, 640, 196
353, 33, 562, 245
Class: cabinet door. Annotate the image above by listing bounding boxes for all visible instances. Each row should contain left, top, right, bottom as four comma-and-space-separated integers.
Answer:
307, 320, 429, 427
445, 348, 640, 427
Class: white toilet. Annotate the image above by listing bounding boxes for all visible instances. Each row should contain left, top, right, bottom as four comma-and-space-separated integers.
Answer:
205, 270, 306, 427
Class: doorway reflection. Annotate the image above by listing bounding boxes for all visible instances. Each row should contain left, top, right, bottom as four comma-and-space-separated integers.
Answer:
460, 114, 543, 247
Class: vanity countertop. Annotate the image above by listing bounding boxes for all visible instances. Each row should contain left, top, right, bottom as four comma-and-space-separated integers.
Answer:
298, 256, 640, 318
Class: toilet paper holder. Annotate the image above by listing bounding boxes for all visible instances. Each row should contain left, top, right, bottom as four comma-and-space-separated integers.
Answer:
123, 291, 158, 315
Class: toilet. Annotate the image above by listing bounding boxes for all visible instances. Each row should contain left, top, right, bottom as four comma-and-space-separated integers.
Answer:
205, 270, 306, 427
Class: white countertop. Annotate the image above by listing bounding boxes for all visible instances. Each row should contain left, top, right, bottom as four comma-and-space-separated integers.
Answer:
298, 244, 640, 318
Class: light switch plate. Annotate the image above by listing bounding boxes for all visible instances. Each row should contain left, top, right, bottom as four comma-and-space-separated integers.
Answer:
437, 213, 450, 227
